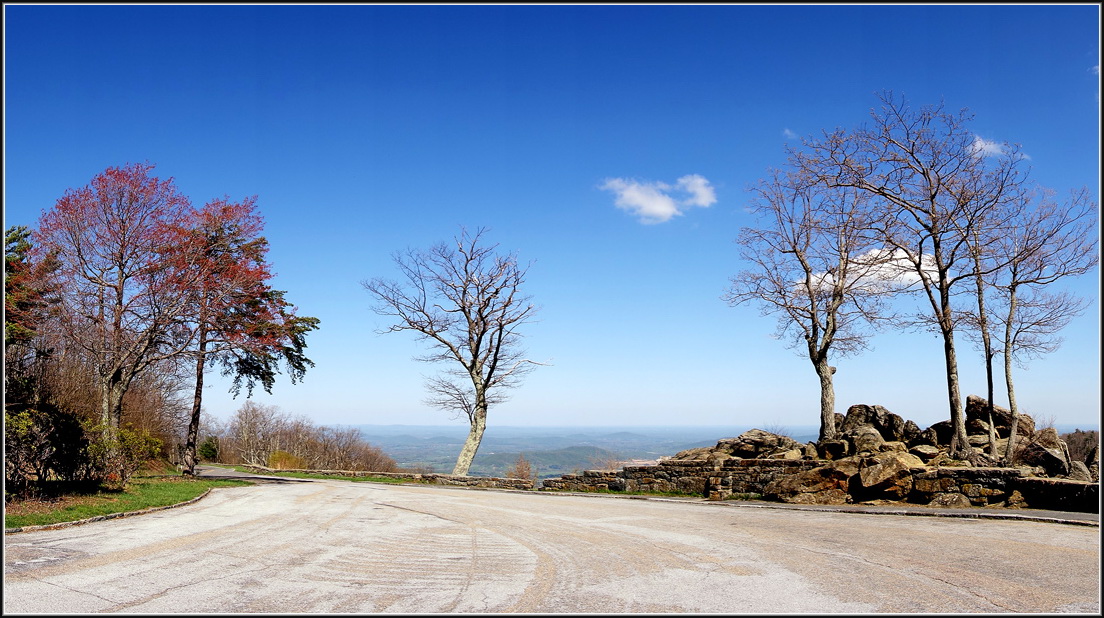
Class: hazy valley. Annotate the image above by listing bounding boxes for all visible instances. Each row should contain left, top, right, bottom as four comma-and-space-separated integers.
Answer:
355, 424, 821, 479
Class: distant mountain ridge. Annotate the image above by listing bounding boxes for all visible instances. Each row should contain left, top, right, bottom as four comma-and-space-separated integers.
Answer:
353, 424, 820, 478
351, 422, 1098, 478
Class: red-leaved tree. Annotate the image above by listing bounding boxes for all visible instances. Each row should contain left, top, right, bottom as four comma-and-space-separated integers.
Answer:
34, 163, 198, 443
172, 197, 319, 475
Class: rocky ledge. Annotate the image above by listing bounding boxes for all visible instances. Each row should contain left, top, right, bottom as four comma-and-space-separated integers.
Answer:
659, 396, 1098, 512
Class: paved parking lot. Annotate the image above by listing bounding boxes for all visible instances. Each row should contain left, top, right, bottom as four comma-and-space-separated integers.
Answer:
4, 469, 1100, 613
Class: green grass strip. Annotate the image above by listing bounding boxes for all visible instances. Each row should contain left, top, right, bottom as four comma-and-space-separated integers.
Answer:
227, 466, 421, 484
5, 476, 251, 530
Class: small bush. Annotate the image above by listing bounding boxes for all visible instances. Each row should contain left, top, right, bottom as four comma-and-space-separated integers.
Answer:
763, 423, 791, 438
504, 454, 537, 481
197, 436, 219, 462
588, 455, 624, 472
267, 450, 306, 470
5, 404, 94, 501
87, 424, 162, 489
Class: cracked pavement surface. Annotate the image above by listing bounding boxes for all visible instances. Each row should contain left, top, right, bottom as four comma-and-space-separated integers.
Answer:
3, 467, 1100, 613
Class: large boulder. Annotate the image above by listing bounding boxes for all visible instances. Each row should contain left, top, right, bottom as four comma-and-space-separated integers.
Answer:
1067, 461, 1093, 482
849, 426, 885, 454
668, 429, 805, 462
719, 429, 805, 459
908, 444, 940, 462
1019, 427, 1071, 477
1085, 445, 1100, 483
840, 404, 918, 443
856, 451, 925, 500
817, 440, 850, 460
762, 457, 861, 505
926, 420, 954, 446
909, 426, 940, 448
964, 395, 1035, 439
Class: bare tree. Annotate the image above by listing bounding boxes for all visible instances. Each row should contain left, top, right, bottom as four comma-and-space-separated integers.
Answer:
726, 166, 897, 442
959, 164, 1031, 460
363, 227, 541, 476
991, 188, 1098, 460
227, 400, 286, 466
797, 92, 1030, 459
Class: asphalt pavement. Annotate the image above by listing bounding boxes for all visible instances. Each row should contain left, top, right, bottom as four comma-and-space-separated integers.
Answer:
4, 465, 1099, 613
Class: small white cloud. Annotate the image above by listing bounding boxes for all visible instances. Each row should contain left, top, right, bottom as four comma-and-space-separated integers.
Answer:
676, 174, 717, 208
782, 128, 799, 140
601, 175, 716, 224
803, 248, 932, 295
1091, 65, 1099, 76
970, 135, 1005, 158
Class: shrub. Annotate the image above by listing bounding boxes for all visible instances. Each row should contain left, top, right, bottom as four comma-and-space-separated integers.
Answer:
87, 423, 162, 489
504, 454, 537, 481
197, 436, 220, 462
4, 404, 94, 500
267, 450, 306, 470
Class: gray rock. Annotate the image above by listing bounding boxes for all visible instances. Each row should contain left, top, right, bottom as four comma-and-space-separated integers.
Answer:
908, 444, 940, 462
851, 426, 885, 454
841, 404, 909, 442
1066, 460, 1092, 482
1020, 431, 1071, 477
965, 394, 1035, 439
928, 492, 973, 508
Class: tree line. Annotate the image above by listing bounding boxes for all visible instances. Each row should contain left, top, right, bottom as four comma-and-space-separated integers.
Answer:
5, 163, 321, 498
196, 401, 398, 472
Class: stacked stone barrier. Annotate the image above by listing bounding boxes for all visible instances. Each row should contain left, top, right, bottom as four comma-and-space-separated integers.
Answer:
240, 465, 534, 490
540, 458, 820, 499
540, 458, 1098, 513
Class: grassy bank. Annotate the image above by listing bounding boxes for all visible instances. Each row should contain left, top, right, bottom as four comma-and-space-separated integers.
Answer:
225, 465, 432, 484
5, 469, 252, 530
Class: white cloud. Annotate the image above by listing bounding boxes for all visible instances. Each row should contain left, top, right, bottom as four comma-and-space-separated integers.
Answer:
676, 174, 717, 208
601, 174, 717, 224
782, 128, 799, 140
970, 135, 1005, 158
1091, 65, 1099, 76
804, 248, 933, 295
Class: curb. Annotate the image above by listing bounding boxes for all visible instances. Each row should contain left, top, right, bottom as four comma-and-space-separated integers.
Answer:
529, 490, 1100, 527
5, 489, 213, 535
715, 500, 1100, 527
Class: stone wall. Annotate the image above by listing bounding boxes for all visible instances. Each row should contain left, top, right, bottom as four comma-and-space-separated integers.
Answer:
909, 466, 1098, 512
540, 459, 1099, 513
540, 459, 820, 499
706, 459, 822, 500
240, 465, 534, 490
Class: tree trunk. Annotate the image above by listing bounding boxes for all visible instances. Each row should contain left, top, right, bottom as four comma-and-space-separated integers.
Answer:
453, 403, 487, 476
815, 361, 838, 442
101, 371, 129, 432
1003, 290, 1021, 462
182, 330, 208, 476
99, 373, 129, 474
942, 329, 971, 459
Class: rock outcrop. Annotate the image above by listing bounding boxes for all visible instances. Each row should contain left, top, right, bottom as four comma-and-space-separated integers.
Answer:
544, 397, 1098, 513
668, 428, 806, 462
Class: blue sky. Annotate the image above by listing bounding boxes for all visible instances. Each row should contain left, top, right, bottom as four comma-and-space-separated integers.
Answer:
4, 4, 1100, 431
